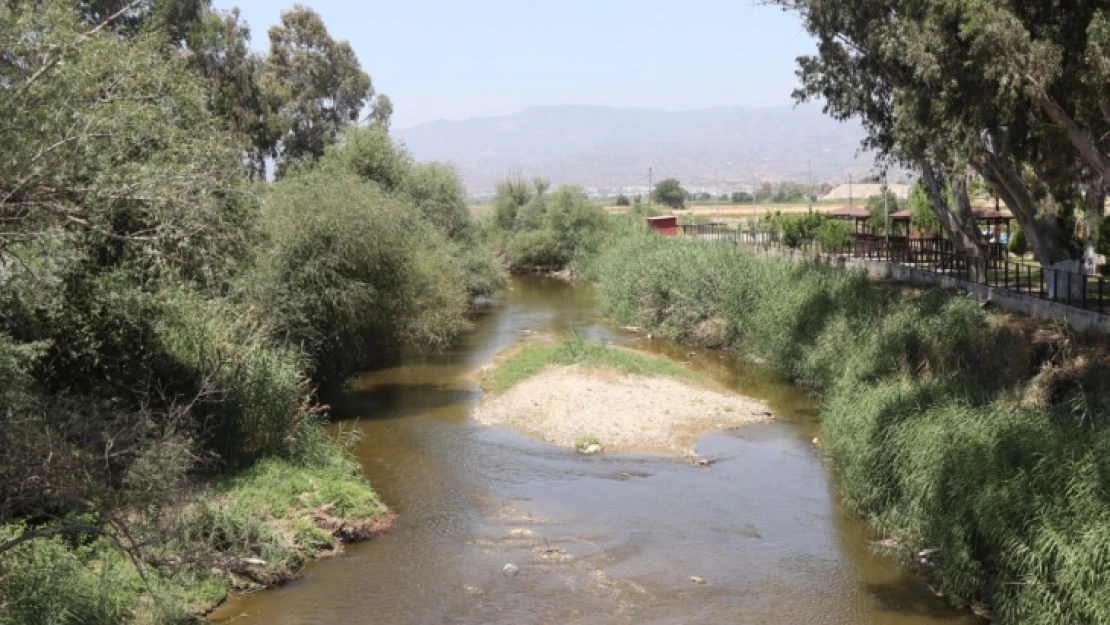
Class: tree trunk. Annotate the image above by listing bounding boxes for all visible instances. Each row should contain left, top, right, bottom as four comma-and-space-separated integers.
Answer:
1032, 90, 1110, 186
919, 160, 989, 282
974, 147, 1085, 299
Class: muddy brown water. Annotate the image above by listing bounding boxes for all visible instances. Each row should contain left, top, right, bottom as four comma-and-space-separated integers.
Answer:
211, 276, 976, 625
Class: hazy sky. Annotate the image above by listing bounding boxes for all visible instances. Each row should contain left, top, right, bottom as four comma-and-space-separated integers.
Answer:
213, 1, 816, 130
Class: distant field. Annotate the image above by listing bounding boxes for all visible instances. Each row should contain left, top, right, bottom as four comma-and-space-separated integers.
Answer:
468, 200, 852, 223
605, 201, 851, 226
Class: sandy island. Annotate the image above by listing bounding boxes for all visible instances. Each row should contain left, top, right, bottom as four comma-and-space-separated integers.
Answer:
473, 363, 772, 455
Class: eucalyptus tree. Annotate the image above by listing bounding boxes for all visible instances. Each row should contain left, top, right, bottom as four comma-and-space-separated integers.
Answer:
263, 5, 375, 174
777, 0, 1105, 288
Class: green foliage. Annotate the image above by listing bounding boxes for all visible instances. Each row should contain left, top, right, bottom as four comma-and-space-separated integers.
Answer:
909, 182, 940, 236
402, 162, 473, 240
0, 527, 218, 625
594, 235, 1110, 624
493, 176, 612, 273
506, 230, 567, 271
323, 125, 414, 193
1097, 215, 1110, 258
264, 5, 374, 173
1098, 217, 1110, 276
653, 178, 687, 209
575, 435, 601, 451
731, 191, 753, 203
243, 168, 470, 381
781, 212, 826, 248
865, 186, 902, 231
816, 218, 853, 250
0, 4, 495, 624
615, 194, 631, 207
1, 3, 250, 282
481, 335, 695, 394
1009, 224, 1030, 257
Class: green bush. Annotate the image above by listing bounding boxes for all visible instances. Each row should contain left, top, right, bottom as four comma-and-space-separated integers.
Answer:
401, 162, 471, 240
506, 230, 568, 271
495, 180, 612, 273
1009, 224, 1030, 257
592, 235, 1110, 624
816, 218, 853, 250
243, 168, 470, 381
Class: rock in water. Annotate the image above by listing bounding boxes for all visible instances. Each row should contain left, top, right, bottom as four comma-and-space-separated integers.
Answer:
502, 563, 519, 577
690, 576, 707, 585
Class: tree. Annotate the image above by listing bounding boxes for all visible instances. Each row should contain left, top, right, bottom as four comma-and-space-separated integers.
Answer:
731, 191, 753, 203
0, 0, 247, 272
368, 93, 394, 130
263, 5, 374, 174
908, 182, 940, 237
185, 7, 275, 178
653, 178, 687, 210
323, 125, 412, 192
865, 185, 902, 232
615, 194, 631, 207
401, 162, 471, 240
777, 0, 1093, 285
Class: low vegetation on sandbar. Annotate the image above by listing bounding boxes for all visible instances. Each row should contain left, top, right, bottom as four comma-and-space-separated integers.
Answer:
475, 336, 771, 454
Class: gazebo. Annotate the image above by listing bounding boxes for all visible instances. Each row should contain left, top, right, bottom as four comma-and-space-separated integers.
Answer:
889, 207, 1013, 257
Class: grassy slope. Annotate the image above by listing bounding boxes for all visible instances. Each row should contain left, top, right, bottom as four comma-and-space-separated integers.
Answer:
0, 445, 386, 625
481, 335, 695, 394
591, 234, 1110, 625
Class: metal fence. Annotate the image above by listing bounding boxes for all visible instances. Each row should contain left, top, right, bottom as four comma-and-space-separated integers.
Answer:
677, 224, 1110, 316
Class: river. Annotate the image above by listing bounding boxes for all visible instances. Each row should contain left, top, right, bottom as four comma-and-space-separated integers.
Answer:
210, 276, 976, 625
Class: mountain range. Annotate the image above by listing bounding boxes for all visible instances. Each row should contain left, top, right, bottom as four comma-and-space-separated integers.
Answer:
395, 103, 886, 197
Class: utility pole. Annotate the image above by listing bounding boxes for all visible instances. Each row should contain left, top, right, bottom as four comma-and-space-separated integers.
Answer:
808, 158, 813, 210
849, 174, 854, 207
648, 166, 652, 213
883, 171, 890, 245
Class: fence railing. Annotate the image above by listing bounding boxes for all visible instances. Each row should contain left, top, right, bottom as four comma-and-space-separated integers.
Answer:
676, 224, 1110, 316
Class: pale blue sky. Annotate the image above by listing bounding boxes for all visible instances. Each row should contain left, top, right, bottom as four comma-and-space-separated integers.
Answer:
214, 1, 816, 130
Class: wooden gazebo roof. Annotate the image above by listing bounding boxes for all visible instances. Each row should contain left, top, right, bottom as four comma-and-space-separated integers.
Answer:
825, 206, 871, 220
888, 208, 1012, 223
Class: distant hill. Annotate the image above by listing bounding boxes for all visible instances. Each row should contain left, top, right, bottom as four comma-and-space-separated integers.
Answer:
396, 103, 886, 197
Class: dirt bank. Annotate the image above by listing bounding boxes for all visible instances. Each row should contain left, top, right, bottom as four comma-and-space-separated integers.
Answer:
473, 364, 772, 454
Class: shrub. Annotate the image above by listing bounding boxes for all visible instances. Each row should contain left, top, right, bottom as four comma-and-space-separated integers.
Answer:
506, 230, 567, 271
816, 218, 853, 250
1009, 224, 1030, 257
243, 168, 470, 382
615, 194, 631, 207
401, 162, 471, 240
593, 234, 1110, 624
494, 180, 612, 273
322, 125, 412, 192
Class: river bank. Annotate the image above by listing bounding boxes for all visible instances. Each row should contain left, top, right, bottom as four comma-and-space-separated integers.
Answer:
592, 235, 1110, 624
209, 275, 979, 625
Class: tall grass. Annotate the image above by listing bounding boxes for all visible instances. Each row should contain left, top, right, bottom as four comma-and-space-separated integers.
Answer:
593, 234, 1110, 624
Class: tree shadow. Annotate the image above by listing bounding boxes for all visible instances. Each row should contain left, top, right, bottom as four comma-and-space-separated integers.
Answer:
326, 382, 481, 422
861, 579, 973, 621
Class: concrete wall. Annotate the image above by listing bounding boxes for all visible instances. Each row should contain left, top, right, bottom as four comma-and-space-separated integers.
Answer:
743, 245, 1110, 334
